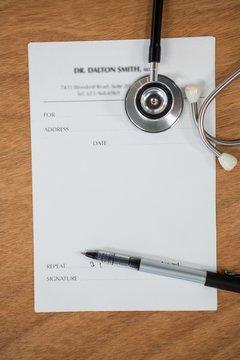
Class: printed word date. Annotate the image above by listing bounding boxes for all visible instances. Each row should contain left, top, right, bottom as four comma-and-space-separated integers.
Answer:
93, 140, 107, 146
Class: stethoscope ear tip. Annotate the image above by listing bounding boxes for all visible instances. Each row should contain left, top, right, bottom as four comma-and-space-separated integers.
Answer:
218, 153, 238, 171
185, 84, 202, 103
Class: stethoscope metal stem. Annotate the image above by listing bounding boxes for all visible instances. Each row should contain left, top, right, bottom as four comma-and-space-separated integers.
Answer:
150, 62, 159, 82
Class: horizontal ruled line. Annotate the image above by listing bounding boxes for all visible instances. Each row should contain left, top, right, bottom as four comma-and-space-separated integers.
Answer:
44, 99, 124, 103
43, 96, 206, 103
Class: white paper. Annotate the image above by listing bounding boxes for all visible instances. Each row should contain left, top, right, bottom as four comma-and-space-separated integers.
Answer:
28, 37, 217, 311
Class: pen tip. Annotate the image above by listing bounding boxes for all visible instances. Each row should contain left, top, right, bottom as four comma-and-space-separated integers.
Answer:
81, 252, 86, 256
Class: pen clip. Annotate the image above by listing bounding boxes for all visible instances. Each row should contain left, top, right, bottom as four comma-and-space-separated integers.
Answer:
224, 270, 240, 278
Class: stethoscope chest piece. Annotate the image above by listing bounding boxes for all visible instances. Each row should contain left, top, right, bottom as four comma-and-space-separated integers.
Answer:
125, 75, 183, 133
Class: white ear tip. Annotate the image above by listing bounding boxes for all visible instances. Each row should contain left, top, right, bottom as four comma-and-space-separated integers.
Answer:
218, 153, 238, 171
185, 85, 202, 103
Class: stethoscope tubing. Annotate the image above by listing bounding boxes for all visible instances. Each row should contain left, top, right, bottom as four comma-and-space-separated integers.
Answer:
195, 69, 240, 157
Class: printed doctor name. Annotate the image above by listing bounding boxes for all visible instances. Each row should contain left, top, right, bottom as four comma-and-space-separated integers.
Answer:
74, 66, 141, 74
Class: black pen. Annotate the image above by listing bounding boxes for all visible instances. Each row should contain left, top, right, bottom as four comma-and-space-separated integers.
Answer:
82, 250, 240, 293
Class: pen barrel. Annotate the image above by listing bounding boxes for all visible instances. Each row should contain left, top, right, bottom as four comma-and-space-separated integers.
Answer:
140, 258, 206, 284
205, 272, 240, 293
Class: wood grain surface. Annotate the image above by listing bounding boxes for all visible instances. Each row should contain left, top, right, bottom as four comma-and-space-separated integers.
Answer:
0, 1, 239, 359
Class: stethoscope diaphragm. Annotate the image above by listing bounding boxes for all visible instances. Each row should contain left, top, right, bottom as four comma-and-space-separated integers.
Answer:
125, 74, 183, 133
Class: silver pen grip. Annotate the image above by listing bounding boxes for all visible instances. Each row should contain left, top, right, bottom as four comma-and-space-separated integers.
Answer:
96, 251, 141, 269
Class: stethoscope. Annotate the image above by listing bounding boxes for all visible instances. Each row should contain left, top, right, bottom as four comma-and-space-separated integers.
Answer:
125, 0, 240, 171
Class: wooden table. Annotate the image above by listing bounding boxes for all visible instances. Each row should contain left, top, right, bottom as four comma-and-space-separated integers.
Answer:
1, 1, 239, 359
